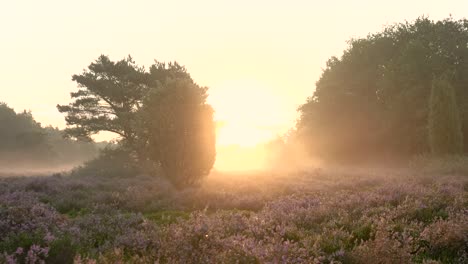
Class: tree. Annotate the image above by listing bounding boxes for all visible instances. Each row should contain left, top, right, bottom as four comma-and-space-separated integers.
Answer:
57, 55, 148, 143
428, 75, 463, 155
58, 55, 216, 187
143, 78, 216, 188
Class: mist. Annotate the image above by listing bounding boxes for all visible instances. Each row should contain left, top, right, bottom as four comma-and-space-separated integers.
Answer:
1, 10, 468, 263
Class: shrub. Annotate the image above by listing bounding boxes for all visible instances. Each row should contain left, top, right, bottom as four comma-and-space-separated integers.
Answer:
71, 147, 139, 178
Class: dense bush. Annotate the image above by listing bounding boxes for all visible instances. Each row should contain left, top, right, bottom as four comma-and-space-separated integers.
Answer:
71, 147, 140, 179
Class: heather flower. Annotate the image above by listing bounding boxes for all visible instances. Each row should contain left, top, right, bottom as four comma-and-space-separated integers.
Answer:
15, 247, 24, 255
25, 244, 49, 264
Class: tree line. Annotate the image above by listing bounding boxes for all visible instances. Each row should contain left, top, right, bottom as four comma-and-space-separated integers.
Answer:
0, 103, 101, 168
296, 17, 468, 162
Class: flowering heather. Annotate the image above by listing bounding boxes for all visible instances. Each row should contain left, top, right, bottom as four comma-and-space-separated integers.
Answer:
0, 161, 467, 263
0, 192, 62, 263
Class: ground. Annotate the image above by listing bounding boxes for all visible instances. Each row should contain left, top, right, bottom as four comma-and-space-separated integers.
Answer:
0, 157, 467, 263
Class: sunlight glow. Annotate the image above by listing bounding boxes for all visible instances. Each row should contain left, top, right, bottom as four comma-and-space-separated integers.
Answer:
208, 79, 286, 171
216, 122, 274, 147
214, 145, 268, 172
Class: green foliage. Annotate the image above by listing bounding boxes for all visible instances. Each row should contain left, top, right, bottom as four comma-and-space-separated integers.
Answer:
144, 210, 190, 225
0, 232, 44, 258
410, 206, 448, 224
428, 75, 464, 155
47, 235, 77, 264
297, 17, 468, 160
351, 224, 374, 243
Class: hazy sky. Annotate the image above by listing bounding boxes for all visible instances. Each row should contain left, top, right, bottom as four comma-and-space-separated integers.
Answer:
1, 0, 467, 142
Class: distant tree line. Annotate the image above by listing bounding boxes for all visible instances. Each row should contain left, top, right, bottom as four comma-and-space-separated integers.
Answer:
297, 17, 468, 161
57, 56, 215, 188
0, 103, 101, 167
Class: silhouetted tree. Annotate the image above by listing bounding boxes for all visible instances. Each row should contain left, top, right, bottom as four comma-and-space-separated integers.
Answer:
428, 75, 463, 155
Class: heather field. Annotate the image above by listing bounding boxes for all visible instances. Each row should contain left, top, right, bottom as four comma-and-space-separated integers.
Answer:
3, 11, 468, 263
1, 157, 467, 263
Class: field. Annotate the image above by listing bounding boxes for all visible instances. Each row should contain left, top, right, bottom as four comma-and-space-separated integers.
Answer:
1, 157, 467, 263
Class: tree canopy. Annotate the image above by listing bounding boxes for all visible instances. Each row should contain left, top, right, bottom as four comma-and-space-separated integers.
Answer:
297, 17, 468, 161
57, 55, 148, 142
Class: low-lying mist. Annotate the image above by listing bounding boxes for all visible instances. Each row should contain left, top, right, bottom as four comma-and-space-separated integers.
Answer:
0, 152, 97, 177
0, 163, 80, 177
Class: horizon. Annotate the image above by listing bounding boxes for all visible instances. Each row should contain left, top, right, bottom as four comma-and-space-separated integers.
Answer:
1, 1, 467, 145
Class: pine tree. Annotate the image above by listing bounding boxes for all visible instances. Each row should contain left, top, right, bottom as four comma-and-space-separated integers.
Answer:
428, 75, 464, 155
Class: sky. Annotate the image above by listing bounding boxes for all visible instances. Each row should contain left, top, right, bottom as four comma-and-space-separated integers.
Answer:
1, 0, 467, 144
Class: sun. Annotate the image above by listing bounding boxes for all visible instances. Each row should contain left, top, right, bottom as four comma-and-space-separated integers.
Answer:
216, 122, 273, 147
208, 79, 287, 171
213, 121, 272, 171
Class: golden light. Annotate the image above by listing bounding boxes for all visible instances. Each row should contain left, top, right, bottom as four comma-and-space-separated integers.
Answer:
214, 144, 268, 172
208, 79, 287, 172
216, 122, 274, 147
